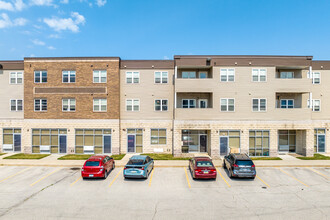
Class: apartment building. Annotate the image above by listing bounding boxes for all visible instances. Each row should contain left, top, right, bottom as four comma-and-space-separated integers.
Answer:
0, 55, 329, 158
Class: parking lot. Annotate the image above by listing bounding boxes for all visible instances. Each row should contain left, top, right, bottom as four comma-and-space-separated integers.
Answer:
0, 166, 329, 220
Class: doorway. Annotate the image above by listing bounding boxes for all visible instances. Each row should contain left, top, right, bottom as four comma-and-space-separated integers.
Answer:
127, 129, 143, 153
220, 136, 228, 156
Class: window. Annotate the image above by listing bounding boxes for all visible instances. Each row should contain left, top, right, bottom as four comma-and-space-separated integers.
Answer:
252, 98, 266, 112
34, 71, 47, 83
308, 99, 321, 111
93, 99, 107, 112
280, 72, 294, 79
252, 69, 267, 82
314, 129, 326, 153
3, 128, 21, 152
155, 99, 168, 111
199, 72, 207, 79
126, 71, 139, 84
126, 99, 140, 111
219, 130, 240, 153
280, 99, 294, 109
10, 100, 23, 111
62, 99, 76, 112
32, 129, 67, 153
278, 130, 296, 152
10, 72, 23, 84
93, 70, 107, 83
75, 129, 112, 154
220, 98, 235, 112
34, 99, 47, 111
151, 129, 166, 145
182, 72, 196, 79
249, 130, 269, 156
182, 99, 196, 108
220, 69, 235, 82
62, 70, 76, 83
313, 72, 321, 84
155, 72, 168, 83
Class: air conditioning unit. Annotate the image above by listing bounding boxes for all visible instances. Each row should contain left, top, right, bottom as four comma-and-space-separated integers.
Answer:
3, 144, 13, 151
40, 146, 50, 153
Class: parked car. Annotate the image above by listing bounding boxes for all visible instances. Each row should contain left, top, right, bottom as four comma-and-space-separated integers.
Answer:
123, 155, 154, 179
223, 153, 256, 179
189, 157, 217, 180
81, 155, 115, 179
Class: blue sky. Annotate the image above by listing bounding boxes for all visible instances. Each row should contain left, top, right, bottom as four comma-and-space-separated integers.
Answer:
1, 0, 330, 60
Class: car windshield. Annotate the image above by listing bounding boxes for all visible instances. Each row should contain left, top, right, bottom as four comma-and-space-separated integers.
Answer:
85, 161, 100, 166
196, 161, 213, 167
127, 159, 144, 165
236, 160, 253, 166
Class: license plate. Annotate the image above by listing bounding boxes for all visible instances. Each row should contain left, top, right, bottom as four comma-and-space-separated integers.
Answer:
131, 171, 137, 173
203, 171, 209, 174
89, 174, 94, 177
241, 169, 248, 172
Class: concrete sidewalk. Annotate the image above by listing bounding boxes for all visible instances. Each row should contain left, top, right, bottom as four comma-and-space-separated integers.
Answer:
0, 153, 330, 167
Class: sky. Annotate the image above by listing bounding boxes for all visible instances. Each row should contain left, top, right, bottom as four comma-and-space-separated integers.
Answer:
1, 0, 330, 60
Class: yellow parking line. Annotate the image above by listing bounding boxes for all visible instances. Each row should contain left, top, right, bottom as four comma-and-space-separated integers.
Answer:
70, 176, 82, 187
108, 168, 123, 188
30, 168, 61, 186
184, 167, 191, 189
308, 168, 329, 179
148, 168, 155, 187
278, 168, 309, 187
216, 168, 231, 188
256, 175, 270, 187
0, 167, 31, 183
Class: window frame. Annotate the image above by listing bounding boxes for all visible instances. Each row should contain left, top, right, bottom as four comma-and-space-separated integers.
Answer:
182, 99, 196, 108
154, 99, 168, 111
252, 98, 267, 112
34, 99, 47, 112
126, 99, 140, 111
93, 98, 107, 112
150, 128, 167, 145
62, 98, 76, 112
220, 98, 235, 112
154, 71, 168, 84
220, 68, 235, 82
182, 71, 196, 79
280, 72, 294, 79
9, 71, 23, 84
249, 130, 270, 157
312, 72, 321, 84
308, 99, 321, 112
62, 70, 76, 83
10, 99, 23, 111
252, 69, 267, 82
93, 70, 107, 83
126, 71, 140, 84
34, 71, 47, 83
280, 99, 294, 109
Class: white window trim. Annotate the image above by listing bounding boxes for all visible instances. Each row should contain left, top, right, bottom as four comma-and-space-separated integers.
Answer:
10, 99, 23, 111
126, 99, 140, 111
182, 71, 196, 79
150, 128, 167, 145
34, 99, 47, 112
308, 99, 321, 112
154, 71, 168, 84
93, 70, 107, 83
62, 99, 76, 112
220, 68, 235, 82
252, 69, 267, 82
182, 99, 196, 108
9, 71, 23, 84
126, 71, 140, 84
220, 98, 235, 112
154, 99, 168, 111
34, 71, 47, 83
93, 98, 107, 112
280, 99, 294, 109
62, 70, 76, 83
252, 98, 267, 112
312, 72, 321, 84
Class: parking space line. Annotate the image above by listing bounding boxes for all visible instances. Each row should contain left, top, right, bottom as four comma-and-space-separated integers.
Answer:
0, 167, 31, 183
108, 168, 123, 188
70, 176, 82, 187
308, 168, 329, 179
216, 168, 231, 188
184, 167, 191, 189
148, 168, 155, 187
256, 175, 270, 187
30, 168, 61, 187
278, 168, 309, 187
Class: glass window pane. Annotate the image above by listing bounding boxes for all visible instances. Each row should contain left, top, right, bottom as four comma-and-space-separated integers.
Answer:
76, 129, 83, 135
229, 137, 240, 148
32, 135, 40, 146
41, 136, 50, 145
229, 131, 240, 136
136, 135, 142, 145
159, 129, 166, 137
3, 134, 13, 144
151, 129, 158, 137
159, 137, 166, 144
75, 135, 83, 146
279, 135, 288, 145
95, 135, 102, 146
51, 135, 58, 145
84, 136, 93, 146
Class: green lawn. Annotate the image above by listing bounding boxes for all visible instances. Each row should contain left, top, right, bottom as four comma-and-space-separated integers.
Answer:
58, 154, 126, 160
0, 153, 6, 156
250, 157, 282, 160
3, 153, 50, 160
141, 153, 191, 160
297, 153, 330, 160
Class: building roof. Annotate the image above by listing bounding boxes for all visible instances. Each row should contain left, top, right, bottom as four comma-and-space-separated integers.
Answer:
0, 60, 24, 70
312, 60, 330, 70
120, 60, 174, 69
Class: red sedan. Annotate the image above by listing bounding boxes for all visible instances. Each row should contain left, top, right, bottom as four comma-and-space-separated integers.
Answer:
81, 155, 115, 179
189, 157, 217, 180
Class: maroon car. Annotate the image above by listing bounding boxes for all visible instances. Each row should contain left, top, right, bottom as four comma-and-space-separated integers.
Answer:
81, 155, 115, 179
189, 157, 217, 180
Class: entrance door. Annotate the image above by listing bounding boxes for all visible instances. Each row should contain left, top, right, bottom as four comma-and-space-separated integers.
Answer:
220, 136, 229, 156
199, 99, 208, 108
14, 134, 21, 152
200, 135, 207, 152
127, 135, 135, 153
104, 135, 111, 153
59, 135, 67, 154
317, 135, 325, 153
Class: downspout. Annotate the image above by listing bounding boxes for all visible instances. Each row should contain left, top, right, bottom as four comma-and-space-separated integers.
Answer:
172, 65, 177, 156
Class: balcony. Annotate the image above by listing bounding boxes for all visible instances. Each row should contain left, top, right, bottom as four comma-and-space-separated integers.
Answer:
175, 108, 215, 120
273, 108, 312, 120
175, 78, 215, 92
273, 78, 311, 93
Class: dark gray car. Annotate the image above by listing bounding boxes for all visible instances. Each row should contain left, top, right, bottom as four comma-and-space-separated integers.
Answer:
223, 153, 256, 179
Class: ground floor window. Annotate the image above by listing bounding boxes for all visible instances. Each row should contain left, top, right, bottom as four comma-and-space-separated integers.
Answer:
182, 130, 207, 153
127, 129, 143, 153
278, 130, 296, 153
32, 129, 67, 153
75, 129, 112, 154
314, 129, 326, 153
3, 128, 21, 152
219, 130, 240, 155
151, 129, 166, 145
249, 130, 269, 156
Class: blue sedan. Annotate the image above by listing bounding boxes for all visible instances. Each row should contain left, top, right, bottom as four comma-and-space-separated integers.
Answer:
123, 155, 154, 179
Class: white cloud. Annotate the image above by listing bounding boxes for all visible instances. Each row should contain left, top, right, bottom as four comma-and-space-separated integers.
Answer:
47, 45, 55, 50
29, 0, 52, 6
60, 0, 68, 3
43, 12, 85, 32
14, 0, 25, 10
32, 39, 45, 45
0, 13, 27, 28
96, 0, 106, 7
48, 33, 60, 38
0, 1, 14, 11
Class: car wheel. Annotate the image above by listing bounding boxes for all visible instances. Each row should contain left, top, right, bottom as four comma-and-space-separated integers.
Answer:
112, 162, 115, 170
223, 162, 226, 169
229, 170, 233, 178
104, 170, 108, 179
145, 171, 149, 179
